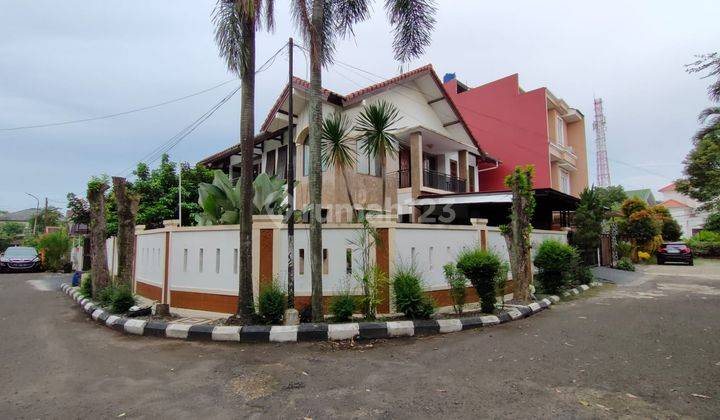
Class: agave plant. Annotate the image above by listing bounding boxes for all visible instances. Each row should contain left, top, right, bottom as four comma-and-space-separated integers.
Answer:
195, 170, 288, 226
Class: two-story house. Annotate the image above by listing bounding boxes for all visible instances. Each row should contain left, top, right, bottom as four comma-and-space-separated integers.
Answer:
200, 65, 499, 224
442, 73, 589, 229
658, 183, 710, 236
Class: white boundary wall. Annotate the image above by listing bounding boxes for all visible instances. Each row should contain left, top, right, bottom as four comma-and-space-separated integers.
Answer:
131, 216, 568, 309
104, 237, 119, 277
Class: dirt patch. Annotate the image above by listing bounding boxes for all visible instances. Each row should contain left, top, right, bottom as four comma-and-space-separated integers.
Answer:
228, 372, 278, 401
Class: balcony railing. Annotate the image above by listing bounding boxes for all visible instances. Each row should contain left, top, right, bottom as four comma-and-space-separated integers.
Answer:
397, 169, 466, 193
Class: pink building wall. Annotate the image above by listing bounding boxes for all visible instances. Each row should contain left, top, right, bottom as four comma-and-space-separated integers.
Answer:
445, 74, 551, 192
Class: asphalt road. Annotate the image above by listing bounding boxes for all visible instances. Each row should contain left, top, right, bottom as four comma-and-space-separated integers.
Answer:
2, 261, 719, 419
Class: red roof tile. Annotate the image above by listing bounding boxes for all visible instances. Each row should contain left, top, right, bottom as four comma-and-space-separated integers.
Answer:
658, 183, 676, 192
660, 199, 689, 208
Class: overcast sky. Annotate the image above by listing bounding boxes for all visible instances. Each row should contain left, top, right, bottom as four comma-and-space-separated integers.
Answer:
1, 0, 718, 212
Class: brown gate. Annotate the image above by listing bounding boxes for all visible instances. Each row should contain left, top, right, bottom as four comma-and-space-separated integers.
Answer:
600, 234, 612, 266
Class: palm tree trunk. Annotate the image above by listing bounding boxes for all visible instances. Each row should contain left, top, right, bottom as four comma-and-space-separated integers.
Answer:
236, 15, 256, 322
112, 176, 138, 287
380, 151, 387, 213
87, 183, 110, 298
341, 167, 357, 222
309, 0, 325, 321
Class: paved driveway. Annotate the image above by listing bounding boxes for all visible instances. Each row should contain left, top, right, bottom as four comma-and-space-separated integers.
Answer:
2, 263, 720, 419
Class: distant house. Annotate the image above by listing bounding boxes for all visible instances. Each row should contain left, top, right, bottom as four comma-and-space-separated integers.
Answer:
658, 183, 709, 237
0, 208, 39, 227
625, 189, 657, 206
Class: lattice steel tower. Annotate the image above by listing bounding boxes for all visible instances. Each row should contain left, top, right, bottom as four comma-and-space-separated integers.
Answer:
593, 97, 611, 187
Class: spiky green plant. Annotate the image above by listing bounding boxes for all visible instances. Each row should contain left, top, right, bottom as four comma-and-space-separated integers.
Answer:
356, 100, 402, 212
322, 112, 357, 220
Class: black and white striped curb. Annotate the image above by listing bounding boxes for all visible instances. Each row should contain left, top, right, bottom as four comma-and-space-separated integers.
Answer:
60, 282, 602, 344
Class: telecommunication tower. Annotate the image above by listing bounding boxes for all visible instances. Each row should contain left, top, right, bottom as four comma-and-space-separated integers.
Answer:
593, 97, 611, 187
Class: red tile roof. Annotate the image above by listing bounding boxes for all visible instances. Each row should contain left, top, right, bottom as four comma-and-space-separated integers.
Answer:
258, 64, 491, 160
660, 199, 689, 208
658, 182, 676, 192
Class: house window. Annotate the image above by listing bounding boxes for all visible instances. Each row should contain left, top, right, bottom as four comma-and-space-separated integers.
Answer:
560, 169, 570, 194
556, 116, 565, 146
265, 149, 276, 176
303, 142, 328, 176
356, 142, 379, 176
276, 145, 288, 179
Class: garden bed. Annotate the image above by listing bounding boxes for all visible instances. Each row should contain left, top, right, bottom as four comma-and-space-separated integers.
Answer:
60, 282, 604, 344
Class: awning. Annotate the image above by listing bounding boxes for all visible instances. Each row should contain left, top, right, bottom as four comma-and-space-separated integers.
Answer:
412, 192, 512, 206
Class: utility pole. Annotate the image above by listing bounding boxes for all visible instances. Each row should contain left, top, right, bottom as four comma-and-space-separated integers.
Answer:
43, 197, 49, 234
25, 193, 39, 236
287, 37, 296, 310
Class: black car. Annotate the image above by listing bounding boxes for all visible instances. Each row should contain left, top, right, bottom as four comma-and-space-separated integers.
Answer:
0, 246, 41, 272
657, 242, 693, 266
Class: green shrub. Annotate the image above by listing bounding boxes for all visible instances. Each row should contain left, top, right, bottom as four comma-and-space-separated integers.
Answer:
257, 281, 286, 324
330, 293, 356, 322
392, 267, 435, 319
456, 248, 501, 313
109, 284, 135, 314
616, 241, 633, 259
533, 240, 577, 294
688, 231, 720, 257
356, 266, 387, 320
575, 264, 594, 285
79, 273, 92, 297
97, 285, 115, 307
617, 257, 635, 271
37, 230, 71, 272
443, 263, 467, 315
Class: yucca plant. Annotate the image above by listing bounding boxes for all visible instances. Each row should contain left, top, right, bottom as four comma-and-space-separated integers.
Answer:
322, 112, 357, 221
356, 101, 402, 213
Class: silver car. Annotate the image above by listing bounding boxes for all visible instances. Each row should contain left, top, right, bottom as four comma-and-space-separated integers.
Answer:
0, 246, 41, 272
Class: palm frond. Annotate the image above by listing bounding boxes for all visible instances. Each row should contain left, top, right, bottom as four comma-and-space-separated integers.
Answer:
698, 106, 720, 123
333, 0, 372, 38
384, 0, 437, 63
212, 0, 246, 75
356, 100, 402, 158
321, 112, 357, 167
686, 53, 720, 102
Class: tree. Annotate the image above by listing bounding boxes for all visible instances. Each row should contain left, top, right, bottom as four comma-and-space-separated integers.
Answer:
356, 101, 402, 213
321, 112, 357, 221
0, 222, 25, 252
595, 185, 627, 211
705, 211, 720, 232
650, 204, 682, 241
112, 177, 139, 287
291, 0, 437, 321
66, 193, 90, 225
677, 53, 720, 210
501, 165, 535, 303
620, 197, 648, 219
213, 0, 274, 322
27, 207, 62, 236
573, 187, 604, 262
676, 133, 720, 211
87, 177, 111, 298
685, 53, 720, 140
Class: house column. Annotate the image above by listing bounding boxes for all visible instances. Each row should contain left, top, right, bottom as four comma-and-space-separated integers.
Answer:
458, 150, 468, 192
409, 131, 423, 223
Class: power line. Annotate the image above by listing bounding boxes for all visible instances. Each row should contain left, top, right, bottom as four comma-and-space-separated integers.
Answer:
116, 43, 289, 177
0, 79, 236, 132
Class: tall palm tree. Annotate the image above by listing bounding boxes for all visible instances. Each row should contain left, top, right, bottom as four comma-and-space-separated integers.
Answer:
291, 0, 437, 321
356, 101, 402, 213
321, 112, 358, 221
213, 0, 274, 323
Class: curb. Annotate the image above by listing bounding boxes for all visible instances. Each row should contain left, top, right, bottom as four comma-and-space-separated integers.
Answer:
59, 282, 603, 344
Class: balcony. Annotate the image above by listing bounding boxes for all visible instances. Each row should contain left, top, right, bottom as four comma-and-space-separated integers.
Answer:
397, 169, 466, 193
